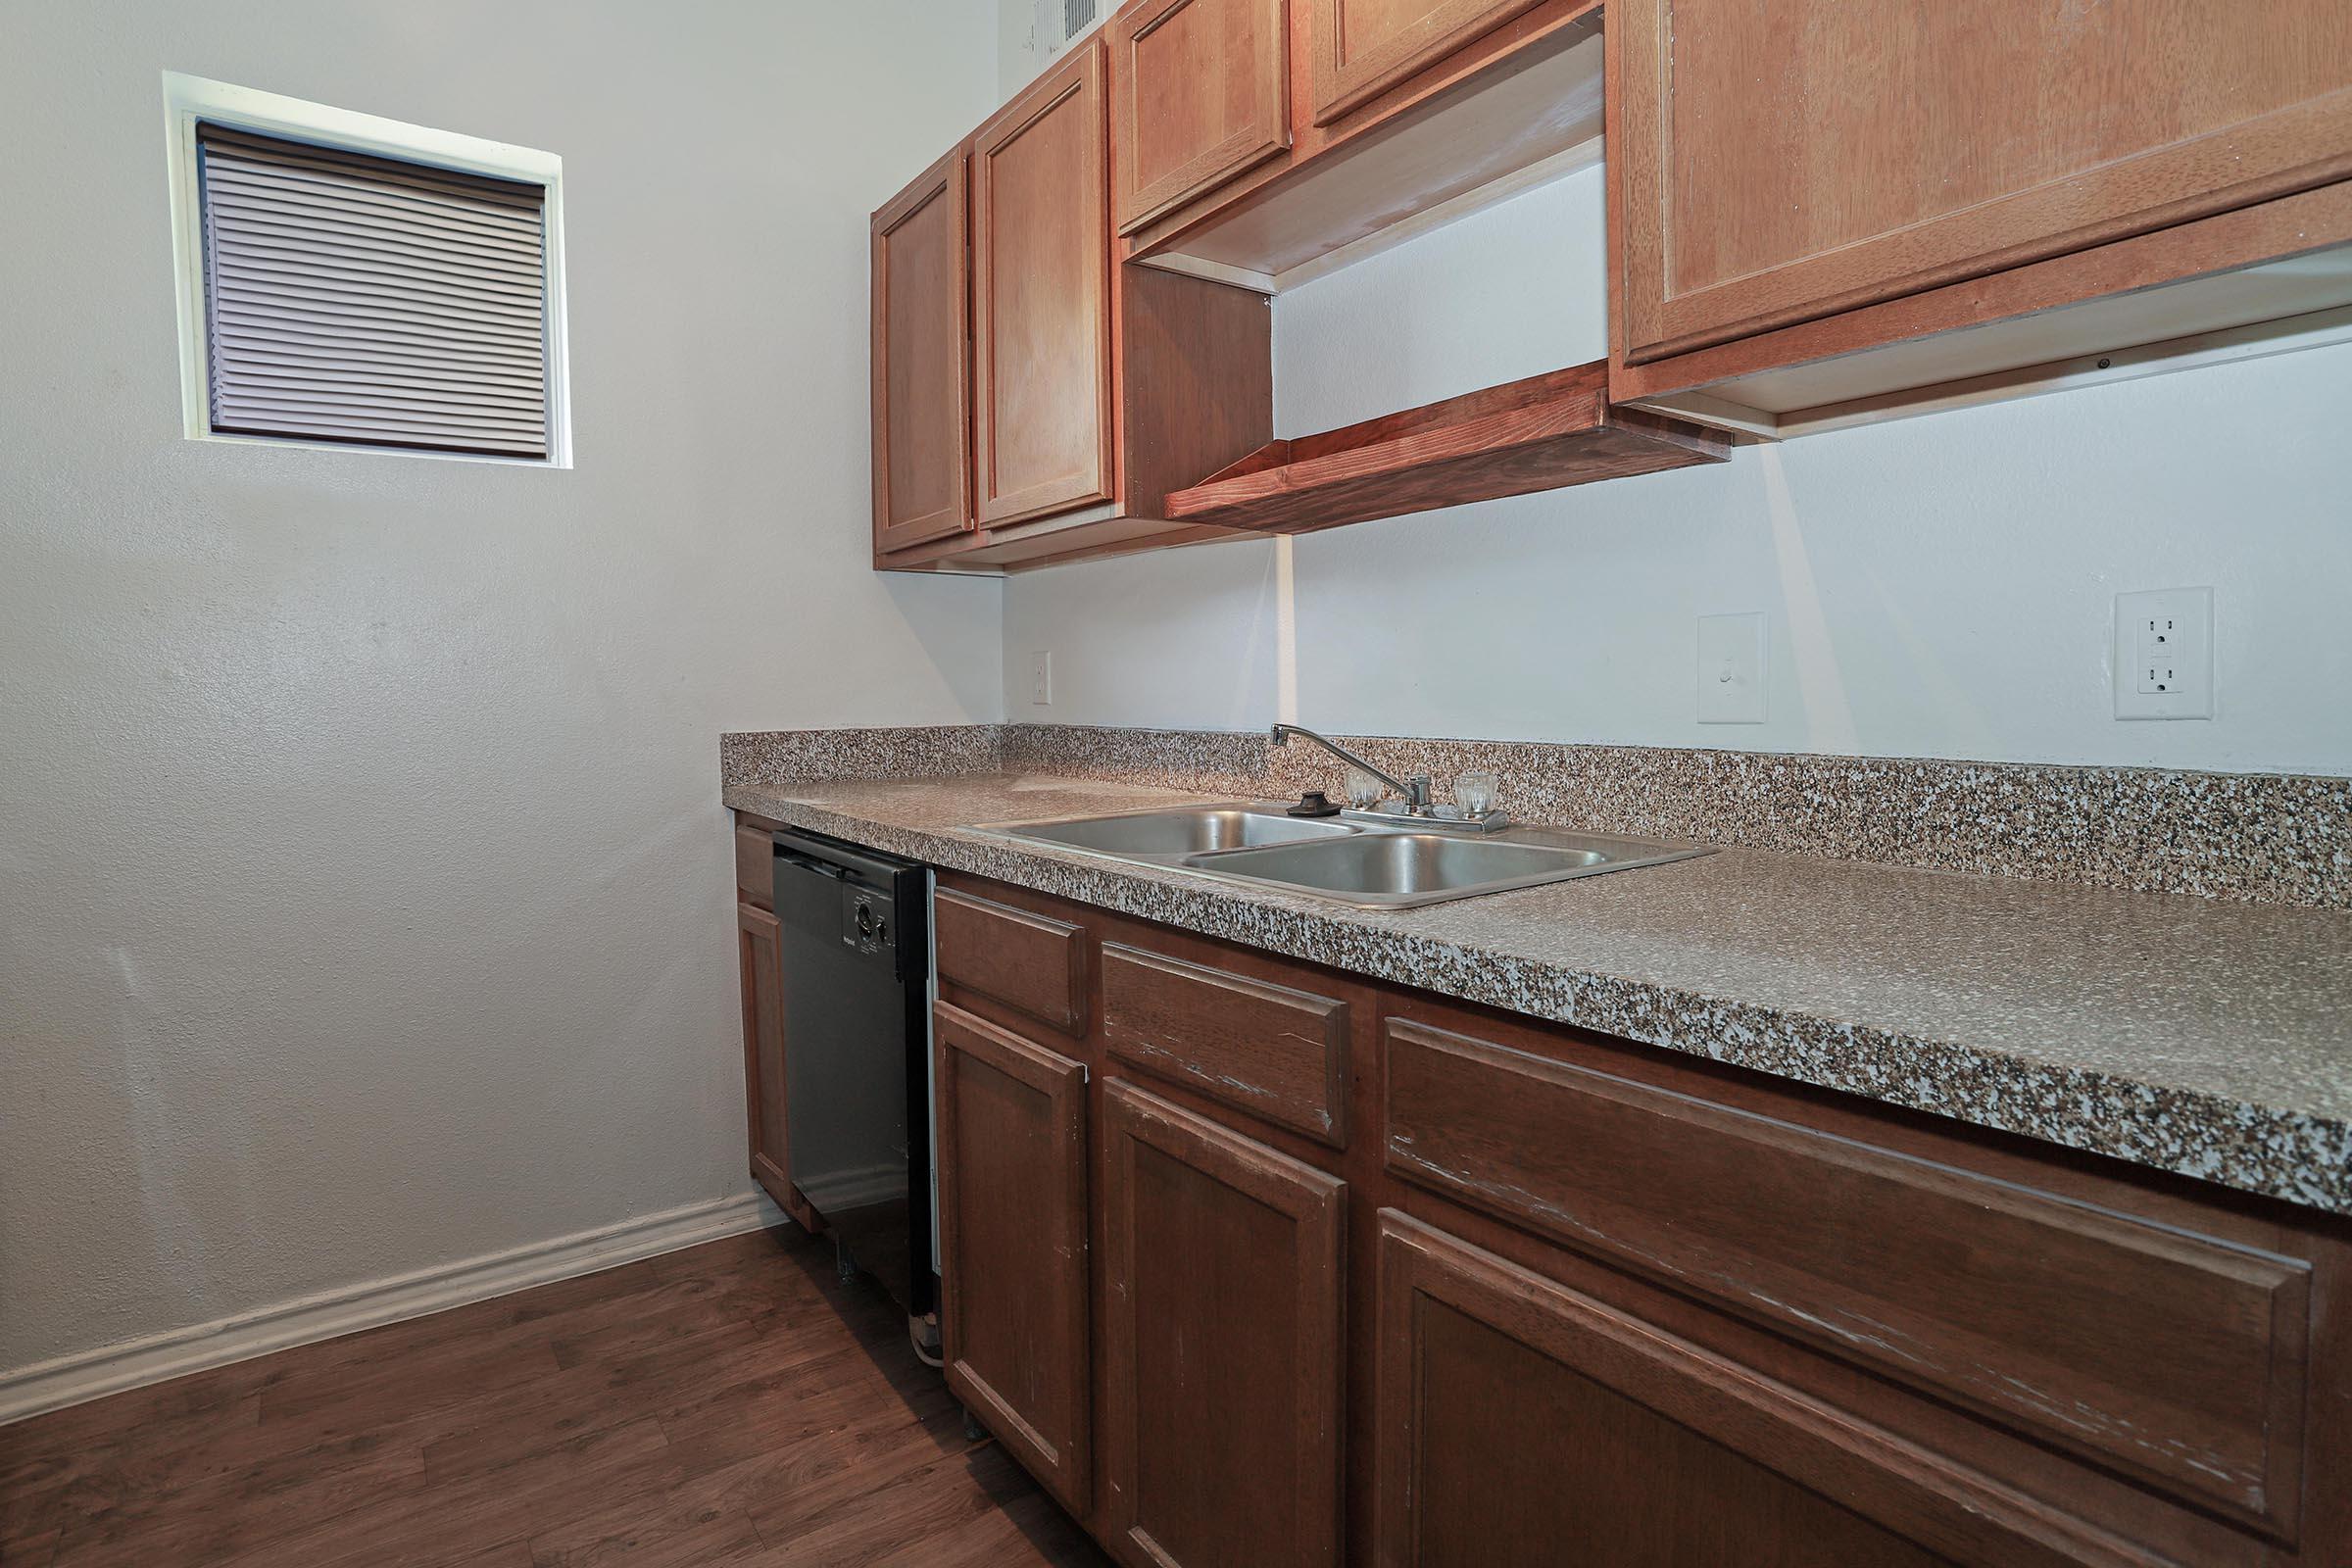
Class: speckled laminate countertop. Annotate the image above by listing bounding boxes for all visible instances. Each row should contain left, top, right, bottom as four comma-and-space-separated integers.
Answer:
724, 772, 2352, 1216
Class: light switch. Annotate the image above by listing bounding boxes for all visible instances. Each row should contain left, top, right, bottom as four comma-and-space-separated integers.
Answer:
2113, 588, 2212, 720
1696, 612, 1766, 724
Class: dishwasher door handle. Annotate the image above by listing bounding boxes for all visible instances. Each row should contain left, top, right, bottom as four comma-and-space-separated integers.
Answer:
776, 851, 851, 881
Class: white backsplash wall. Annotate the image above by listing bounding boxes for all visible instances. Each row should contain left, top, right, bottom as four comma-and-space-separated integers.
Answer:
0, 0, 1003, 1396
1004, 165, 2352, 776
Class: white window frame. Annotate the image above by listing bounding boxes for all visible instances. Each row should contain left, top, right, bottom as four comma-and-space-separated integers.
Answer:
161, 72, 572, 467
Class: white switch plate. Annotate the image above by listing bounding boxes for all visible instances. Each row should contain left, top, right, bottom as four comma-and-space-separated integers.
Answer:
2113, 588, 2212, 720
1696, 612, 1766, 724
1029, 650, 1053, 707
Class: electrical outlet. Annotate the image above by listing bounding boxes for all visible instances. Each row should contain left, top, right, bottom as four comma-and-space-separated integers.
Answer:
2113, 587, 2212, 720
1696, 612, 1766, 723
1029, 650, 1053, 707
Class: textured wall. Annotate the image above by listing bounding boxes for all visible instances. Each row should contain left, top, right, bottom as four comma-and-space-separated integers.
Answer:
1003, 167, 2352, 776
0, 0, 1003, 1379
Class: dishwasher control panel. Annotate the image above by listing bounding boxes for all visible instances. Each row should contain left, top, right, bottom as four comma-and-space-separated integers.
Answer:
841, 882, 896, 958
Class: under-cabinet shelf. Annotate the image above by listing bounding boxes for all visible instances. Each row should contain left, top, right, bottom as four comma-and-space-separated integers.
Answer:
1160, 363, 1729, 535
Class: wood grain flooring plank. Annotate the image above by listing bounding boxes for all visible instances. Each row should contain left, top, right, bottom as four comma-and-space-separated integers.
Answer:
49, 1433, 425, 1568
217, 1415, 678, 1568
753, 1441, 1045, 1566
0, 1528, 58, 1567
0, 1228, 1104, 1568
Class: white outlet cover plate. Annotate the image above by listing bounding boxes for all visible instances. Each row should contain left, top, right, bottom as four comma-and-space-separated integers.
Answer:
2113, 587, 2213, 720
1696, 612, 1767, 724
1030, 650, 1053, 707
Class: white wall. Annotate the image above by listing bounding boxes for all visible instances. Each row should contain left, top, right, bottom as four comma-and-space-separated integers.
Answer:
1004, 166, 2352, 775
1000, 1, 1108, 101
0, 0, 1003, 1384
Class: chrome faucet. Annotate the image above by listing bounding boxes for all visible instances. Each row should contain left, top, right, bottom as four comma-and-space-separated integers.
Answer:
1270, 724, 1434, 815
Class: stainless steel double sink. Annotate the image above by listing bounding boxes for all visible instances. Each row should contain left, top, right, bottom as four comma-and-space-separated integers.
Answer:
974, 804, 1709, 909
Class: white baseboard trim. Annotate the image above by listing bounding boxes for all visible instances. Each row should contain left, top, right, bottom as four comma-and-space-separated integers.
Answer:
0, 1189, 788, 1428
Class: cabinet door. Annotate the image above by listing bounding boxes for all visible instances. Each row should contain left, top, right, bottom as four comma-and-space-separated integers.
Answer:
870, 145, 972, 555
1306, 0, 1544, 124
973, 43, 1114, 527
1112, 0, 1291, 234
1614, 0, 2352, 365
737, 901, 813, 1230
935, 1003, 1094, 1515
1102, 1079, 1345, 1568
1370, 1209, 2175, 1568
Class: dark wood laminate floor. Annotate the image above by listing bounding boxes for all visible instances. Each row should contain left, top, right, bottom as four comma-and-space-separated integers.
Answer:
0, 1226, 1111, 1567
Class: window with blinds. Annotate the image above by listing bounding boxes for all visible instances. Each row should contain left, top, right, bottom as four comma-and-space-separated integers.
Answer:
195, 123, 552, 460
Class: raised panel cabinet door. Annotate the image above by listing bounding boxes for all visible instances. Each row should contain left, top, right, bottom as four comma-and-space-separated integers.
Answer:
974, 43, 1115, 527
870, 145, 972, 555
1101, 1079, 1345, 1568
1306, 0, 1545, 124
934, 1003, 1093, 1515
737, 901, 814, 1229
1112, 0, 1291, 234
1368, 1209, 2182, 1568
1613, 0, 2352, 365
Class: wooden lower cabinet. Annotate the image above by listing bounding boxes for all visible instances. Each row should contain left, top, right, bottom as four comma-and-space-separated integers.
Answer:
919, 870, 2352, 1568
735, 899, 808, 1229
1100, 1079, 1347, 1568
734, 822, 822, 1233
1378, 1210, 1980, 1567
934, 1002, 1095, 1514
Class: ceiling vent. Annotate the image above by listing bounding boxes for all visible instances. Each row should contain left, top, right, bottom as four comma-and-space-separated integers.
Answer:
1037, 0, 1100, 62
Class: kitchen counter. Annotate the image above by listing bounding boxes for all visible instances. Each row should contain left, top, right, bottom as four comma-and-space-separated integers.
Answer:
724, 771, 2352, 1216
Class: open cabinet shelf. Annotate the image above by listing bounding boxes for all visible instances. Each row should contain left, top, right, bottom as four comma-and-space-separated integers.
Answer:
1160, 363, 1729, 535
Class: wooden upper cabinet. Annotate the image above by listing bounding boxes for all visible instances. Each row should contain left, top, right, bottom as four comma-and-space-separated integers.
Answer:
973, 44, 1115, 528
1306, 0, 1545, 124
869, 146, 971, 555
1613, 0, 2352, 366
1112, 0, 1292, 234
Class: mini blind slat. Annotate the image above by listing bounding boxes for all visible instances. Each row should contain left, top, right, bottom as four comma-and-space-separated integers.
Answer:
211, 413, 546, 451
211, 326, 547, 373
199, 123, 545, 208
202, 173, 544, 247
219, 369, 549, 410
199, 122, 550, 459
211, 259, 547, 320
212, 220, 544, 282
203, 200, 546, 266
216, 337, 547, 382
210, 307, 548, 357
213, 293, 543, 349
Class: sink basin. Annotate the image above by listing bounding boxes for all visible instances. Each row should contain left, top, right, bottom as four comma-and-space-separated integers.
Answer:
978, 802, 1710, 907
1000, 807, 1359, 858
1183, 833, 1623, 907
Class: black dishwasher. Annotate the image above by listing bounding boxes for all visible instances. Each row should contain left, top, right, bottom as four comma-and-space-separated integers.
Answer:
772, 827, 933, 1319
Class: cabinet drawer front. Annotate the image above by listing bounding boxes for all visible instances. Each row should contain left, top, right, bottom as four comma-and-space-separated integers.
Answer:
1102, 1080, 1346, 1568
1375, 1211, 2140, 1568
1102, 941, 1349, 1146
935, 1004, 1092, 1514
1112, 0, 1292, 234
934, 887, 1088, 1035
733, 825, 773, 910
1614, 0, 2352, 364
1383, 1018, 2311, 1534
1307, 0, 1545, 125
